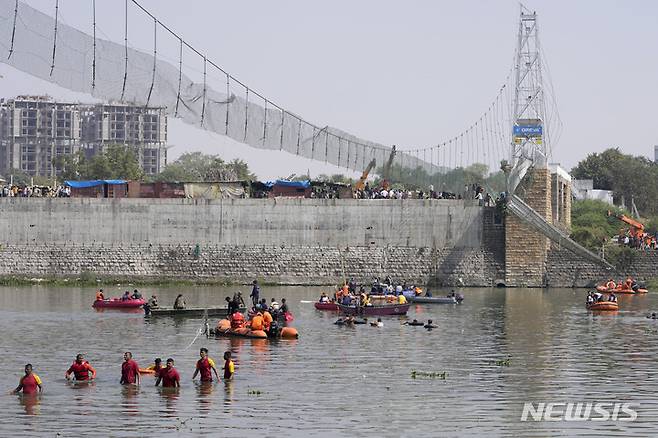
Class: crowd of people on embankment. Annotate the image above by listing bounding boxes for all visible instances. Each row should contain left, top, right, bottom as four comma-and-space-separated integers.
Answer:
1, 184, 70, 197
353, 182, 496, 205
616, 232, 658, 251
12, 348, 234, 396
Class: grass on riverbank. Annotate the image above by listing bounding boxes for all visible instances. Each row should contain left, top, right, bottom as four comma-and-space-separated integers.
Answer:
0, 275, 282, 288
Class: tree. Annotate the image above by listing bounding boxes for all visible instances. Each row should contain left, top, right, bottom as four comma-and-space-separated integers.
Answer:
155, 152, 256, 182
571, 148, 658, 215
53, 145, 144, 181
5, 168, 32, 186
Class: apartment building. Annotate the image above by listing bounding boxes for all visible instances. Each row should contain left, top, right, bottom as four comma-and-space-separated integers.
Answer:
0, 96, 167, 177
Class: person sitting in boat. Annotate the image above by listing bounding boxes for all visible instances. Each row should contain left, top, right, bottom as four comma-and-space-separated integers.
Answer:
414, 286, 422, 296
131, 289, 142, 300
398, 293, 407, 305
95, 289, 105, 301
425, 289, 433, 297
148, 294, 159, 308
395, 285, 403, 295
258, 298, 269, 312
319, 292, 329, 303
230, 312, 245, 329
608, 292, 617, 302
173, 294, 186, 309
605, 278, 616, 290
586, 292, 595, 305
362, 294, 372, 306
121, 291, 131, 301
250, 312, 264, 331
341, 294, 352, 305
424, 319, 438, 329
270, 298, 280, 310
280, 298, 289, 314
262, 309, 273, 331
631, 279, 639, 292
447, 290, 456, 298
593, 291, 603, 302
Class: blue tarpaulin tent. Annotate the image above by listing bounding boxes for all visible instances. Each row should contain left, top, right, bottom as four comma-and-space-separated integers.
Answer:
265, 179, 310, 189
65, 180, 127, 188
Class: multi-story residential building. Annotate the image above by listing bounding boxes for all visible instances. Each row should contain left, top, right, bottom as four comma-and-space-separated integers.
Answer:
0, 96, 167, 178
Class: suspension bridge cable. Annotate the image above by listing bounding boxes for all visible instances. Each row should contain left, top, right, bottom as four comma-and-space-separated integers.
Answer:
91, 0, 96, 89
120, 0, 128, 100
145, 17, 157, 106
7, 0, 18, 59
49, 0, 58, 76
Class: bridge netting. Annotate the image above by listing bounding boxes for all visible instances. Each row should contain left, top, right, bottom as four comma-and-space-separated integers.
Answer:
0, 0, 553, 193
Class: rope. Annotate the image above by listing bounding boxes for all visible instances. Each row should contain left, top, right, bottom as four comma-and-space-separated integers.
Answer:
200, 56, 206, 126
174, 38, 182, 117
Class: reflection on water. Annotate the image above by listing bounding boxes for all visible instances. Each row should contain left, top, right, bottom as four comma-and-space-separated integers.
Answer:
1, 285, 658, 436
17, 394, 40, 416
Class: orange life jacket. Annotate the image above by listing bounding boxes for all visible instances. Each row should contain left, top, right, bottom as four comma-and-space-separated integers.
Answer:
251, 314, 264, 331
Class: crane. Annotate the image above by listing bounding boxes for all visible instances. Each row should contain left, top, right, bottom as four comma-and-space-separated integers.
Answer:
354, 158, 376, 192
608, 211, 644, 238
380, 145, 397, 190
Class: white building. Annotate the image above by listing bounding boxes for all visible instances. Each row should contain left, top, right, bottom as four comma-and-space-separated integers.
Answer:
572, 179, 614, 206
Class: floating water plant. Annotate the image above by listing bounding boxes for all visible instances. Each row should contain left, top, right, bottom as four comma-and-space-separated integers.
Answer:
490, 357, 511, 367
247, 389, 263, 396
410, 370, 447, 380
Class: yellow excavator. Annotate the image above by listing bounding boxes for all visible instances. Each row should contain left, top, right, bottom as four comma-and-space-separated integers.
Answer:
355, 158, 376, 191
380, 145, 397, 190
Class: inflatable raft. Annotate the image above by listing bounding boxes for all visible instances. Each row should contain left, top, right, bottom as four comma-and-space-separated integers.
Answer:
595, 285, 648, 294
587, 301, 619, 311
213, 319, 298, 339
92, 298, 146, 309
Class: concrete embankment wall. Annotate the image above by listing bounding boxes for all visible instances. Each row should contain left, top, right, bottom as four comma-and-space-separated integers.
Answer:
0, 198, 503, 286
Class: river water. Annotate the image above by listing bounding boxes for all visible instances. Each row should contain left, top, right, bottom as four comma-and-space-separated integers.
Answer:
0, 285, 657, 437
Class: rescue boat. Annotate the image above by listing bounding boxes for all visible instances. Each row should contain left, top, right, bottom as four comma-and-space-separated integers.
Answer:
595, 285, 648, 294
212, 319, 299, 339
92, 298, 146, 309
587, 301, 619, 311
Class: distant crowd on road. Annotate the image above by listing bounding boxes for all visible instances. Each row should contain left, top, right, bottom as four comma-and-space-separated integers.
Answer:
1, 184, 71, 198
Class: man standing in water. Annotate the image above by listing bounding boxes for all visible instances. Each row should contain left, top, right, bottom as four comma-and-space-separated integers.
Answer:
250, 280, 260, 307
223, 351, 235, 381
12, 364, 42, 394
65, 354, 97, 381
155, 358, 180, 388
120, 352, 140, 385
192, 348, 219, 383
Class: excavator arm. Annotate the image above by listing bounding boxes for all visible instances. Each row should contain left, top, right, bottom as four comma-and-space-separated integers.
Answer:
608, 211, 644, 237
381, 145, 397, 190
355, 159, 376, 191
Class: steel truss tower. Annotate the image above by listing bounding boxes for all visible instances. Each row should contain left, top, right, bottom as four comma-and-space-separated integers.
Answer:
511, 5, 547, 167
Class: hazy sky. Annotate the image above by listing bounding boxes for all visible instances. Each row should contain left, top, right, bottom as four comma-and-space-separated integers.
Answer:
1, 0, 657, 179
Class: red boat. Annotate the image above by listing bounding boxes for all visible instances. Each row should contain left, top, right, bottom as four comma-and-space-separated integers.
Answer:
92, 298, 146, 309
337, 303, 409, 316
314, 302, 339, 311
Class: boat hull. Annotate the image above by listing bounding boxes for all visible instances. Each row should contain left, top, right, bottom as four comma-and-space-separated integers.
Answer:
92, 298, 146, 309
337, 303, 409, 316
587, 301, 619, 311
314, 302, 339, 311
146, 306, 245, 317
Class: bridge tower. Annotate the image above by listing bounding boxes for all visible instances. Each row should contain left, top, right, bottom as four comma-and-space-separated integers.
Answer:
504, 6, 554, 287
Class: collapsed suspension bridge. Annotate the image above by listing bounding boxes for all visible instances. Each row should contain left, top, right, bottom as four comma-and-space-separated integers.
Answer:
0, 1, 613, 276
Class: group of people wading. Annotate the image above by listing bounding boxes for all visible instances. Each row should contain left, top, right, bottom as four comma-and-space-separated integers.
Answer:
12, 349, 234, 395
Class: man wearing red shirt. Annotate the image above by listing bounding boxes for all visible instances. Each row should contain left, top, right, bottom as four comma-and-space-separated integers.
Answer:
192, 347, 219, 382
120, 351, 140, 385
65, 354, 97, 381
155, 358, 180, 388
12, 364, 42, 395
